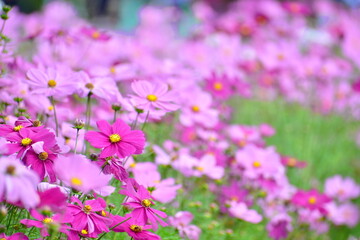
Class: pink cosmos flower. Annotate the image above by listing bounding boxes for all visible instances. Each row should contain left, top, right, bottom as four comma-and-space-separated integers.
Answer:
24, 141, 59, 182
324, 175, 360, 202
179, 90, 219, 128
132, 163, 181, 203
37, 187, 67, 213
205, 72, 233, 100
74, 71, 119, 102
0, 233, 29, 240
0, 156, 40, 208
291, 189, 331, 212
130, 80, 179, 112
120, 180, 167, 230
85, 119, 145, 158
326, 202, 359, 227
26, 67, 76, 97
169, 211, 201, 240
96, 156, 128, 181
266, 214, 292, 240
280, 156, 307, 168
191, 154, 224, 180
228, 201, 262, 223
111, 213, 161, 240
53, 154, 111, 194
235, 145, 284, 180
6, 128, 56, 159
20, 209, 72, 237
66, 197, 112, 236
81, 26, 111, 41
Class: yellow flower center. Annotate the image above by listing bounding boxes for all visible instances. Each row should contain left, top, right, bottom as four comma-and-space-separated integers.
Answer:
48, 80, 57, 88
141, 199, 152, 207
196, 166, 204, 172
48, 105, 54, 111
83, 205, 92, 214
110, 66, 116, 74
91, 31, 100, 39
191, 105, 200, 112
287, 158, 297, 167
129, 162, 137, 168
238, 140, 247, 147
6, 165, 16, 175
308, 197, 317, 204
277, 54, 284, 61
13, 125, 23, 131
81, 229, 88, 235
85, 83, 94, 90
213, 82, 223, 91
38, 152, 49, 160
109, 134, 121, 143
70, 177, 82, 186
146, 94, 158, 102
101, 210, 107, 217
253, 161, 261, 168
21, 138, 32, 146
130, 225, 142, 233
43, 218, 53, 224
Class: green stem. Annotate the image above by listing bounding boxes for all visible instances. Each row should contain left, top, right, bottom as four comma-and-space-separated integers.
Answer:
141, 110, 150, 131
131, 112, 140, 130
74, 129, 79, 154
50, 97, 59, 137
0, 19, 6, 35
113, 110, 117, 123
85, 92, 92, 131
97, 217, 131, 240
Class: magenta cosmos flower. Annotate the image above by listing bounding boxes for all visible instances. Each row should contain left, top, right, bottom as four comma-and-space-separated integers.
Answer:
130, 80, 179, 112
53, 154, 111, 194
111, 213, 161, 240
0, 156, 40, 208
291, 189, 331, 212
6, 127, 56, 159
120, 180, 167, 230
85, 119, 145, 158
66, 197, 112, 236
0, 233, 29, 240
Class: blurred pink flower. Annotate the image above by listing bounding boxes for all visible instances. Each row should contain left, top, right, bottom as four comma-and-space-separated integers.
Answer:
53, 154, 111, 194
131, 80, 179, 112
0, 156, 40, 208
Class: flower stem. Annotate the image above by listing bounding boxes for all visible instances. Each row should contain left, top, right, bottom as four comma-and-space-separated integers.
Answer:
85, 92, 92, 131
113, 110, 117, 123
74, 129, 79, 154
131, 112, 140, 130
141, 110, 150, 130
50, 97, 59, 137
97, 217, 131, 240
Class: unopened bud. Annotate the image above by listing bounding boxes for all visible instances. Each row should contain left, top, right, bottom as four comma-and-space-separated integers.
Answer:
73, 119, 85, 130
33, 120, 42, 127
1, 14, 8, 20
112, 104, 121, 111
2, 5, 11, 13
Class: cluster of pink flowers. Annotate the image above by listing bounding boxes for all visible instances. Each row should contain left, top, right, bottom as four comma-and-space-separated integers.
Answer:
0, 0, 359, 239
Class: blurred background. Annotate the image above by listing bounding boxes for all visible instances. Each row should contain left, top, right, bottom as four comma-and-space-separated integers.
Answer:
2, 0, 360, 33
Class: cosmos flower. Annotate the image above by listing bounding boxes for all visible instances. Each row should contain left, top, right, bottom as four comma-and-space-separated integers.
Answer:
111, 213, 161, 240
85, 119, 145, 158
120, 180, 167, 230
66, 197, 112, 236
130, 80, 179, 112
324, 175, 360, 202
0, 156, 40, 208
26, 67, 76, 97
291, 189, 331, 212
53, 154, 111, 194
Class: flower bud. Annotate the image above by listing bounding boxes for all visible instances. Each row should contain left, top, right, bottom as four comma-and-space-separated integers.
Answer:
73, 119, 85, 130
1, 14, 8, 20
2, 5, 11, 13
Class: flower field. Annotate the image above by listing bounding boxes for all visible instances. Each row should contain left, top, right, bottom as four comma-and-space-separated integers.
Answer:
0, 1, 360, 239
